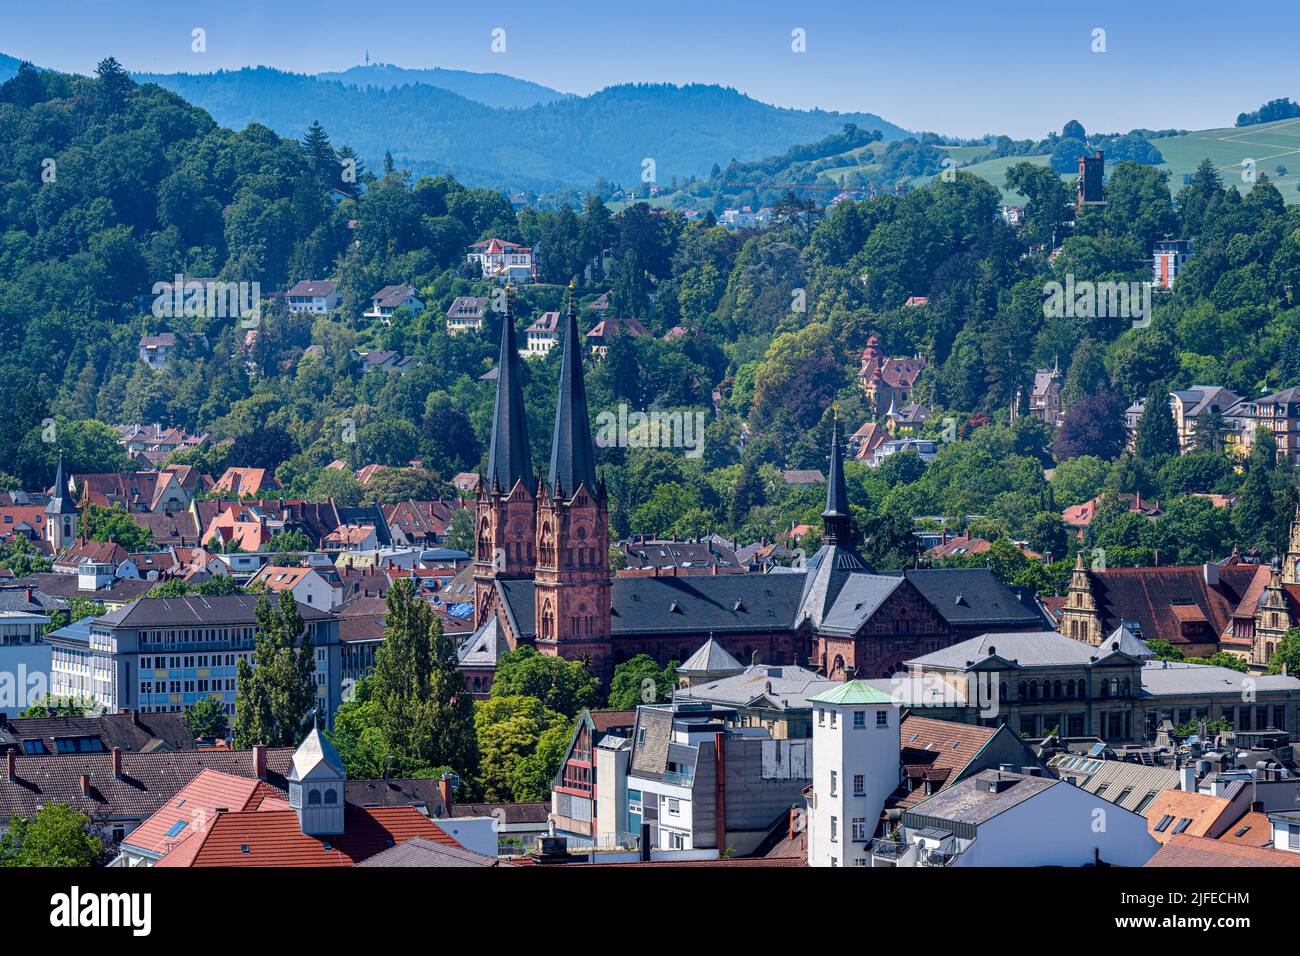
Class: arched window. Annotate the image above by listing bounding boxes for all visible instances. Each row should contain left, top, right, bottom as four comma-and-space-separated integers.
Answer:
1018, 681, 1027, 700
1054, 680, 1063, 700
324, 788, 338, 805
308, 789, 322, 805
1029, 681, 1039, 701
1066, 679, 1075, 698
1099, 679, 1110, 698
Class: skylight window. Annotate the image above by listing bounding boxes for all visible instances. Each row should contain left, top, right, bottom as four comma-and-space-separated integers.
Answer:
164, 820, 188, 838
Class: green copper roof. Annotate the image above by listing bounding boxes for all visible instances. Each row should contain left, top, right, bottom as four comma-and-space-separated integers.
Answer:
807, 680, 896, 706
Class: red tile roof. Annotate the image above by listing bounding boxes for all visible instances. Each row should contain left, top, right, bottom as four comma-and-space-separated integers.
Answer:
1219, 810, 1273, 848
156, 805, 454, 867
1147, 834, 1300, 867
1146, 790, 1233, 843
893, 715, 1000, 809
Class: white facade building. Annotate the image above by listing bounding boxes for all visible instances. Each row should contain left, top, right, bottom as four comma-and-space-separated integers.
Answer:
806, 681, 901, 867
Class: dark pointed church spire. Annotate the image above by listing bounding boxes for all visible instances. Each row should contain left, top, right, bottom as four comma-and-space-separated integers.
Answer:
821, 408, 851, 545
46, 451, 77, 516
485, 284, 532, 493
548, 280, 598, 497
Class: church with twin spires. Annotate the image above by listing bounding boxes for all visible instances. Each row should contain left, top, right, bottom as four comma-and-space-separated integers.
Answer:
465, 286, 1046, 685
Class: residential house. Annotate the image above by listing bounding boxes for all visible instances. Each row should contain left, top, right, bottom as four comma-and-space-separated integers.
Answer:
550, 708, 637, 849
586, 316, 648, 359
138, 333, 178, 370
467, 238, 536, 282
251, 565, 336, 610
524, 311, 561, 357
1028, 364, 1064, 427
285, 279, 341, 313
1153, 239, 1193, 291
214, 467, 280, 497
116, 424, 208, 467
858, 336, 927, 415
616, 536, 743, 576
445, 296, 488, 335
867, 438, 938, 468
364, 284, 424, 322
623, 702, 812, 855
868, 767, 1158, 867
323, 524, 380, 552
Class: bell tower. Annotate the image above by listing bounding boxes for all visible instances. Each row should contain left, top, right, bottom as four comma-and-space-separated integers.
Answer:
473, 285, 537, 628
1061, 552, 1103, 645
45, 451, 79, 553
534, 282, 612, 680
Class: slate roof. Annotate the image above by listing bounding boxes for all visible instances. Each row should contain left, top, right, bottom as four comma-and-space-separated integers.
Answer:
904, 770, 1056, 827
881, 569, 1043, 629
906, 629, 1135, 670
95, 594, 332, 627
0, 747, 294, 822
1139, 660, 1300, 698
286, 279, 338, 297
548, 291, 598, 496
345, 778, 446, 813
679, 663, 836, 711
678, 637, 743, 675
0, 711, 195, 755
814, 574, 903, 636
356, 834, 508, 867
0, 584, 59, 614
484, 287, 533, 493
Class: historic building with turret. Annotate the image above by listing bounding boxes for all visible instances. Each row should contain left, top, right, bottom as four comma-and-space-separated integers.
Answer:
464, 290, 1046, 684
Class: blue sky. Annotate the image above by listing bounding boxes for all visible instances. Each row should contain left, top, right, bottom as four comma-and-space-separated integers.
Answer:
5, 0, 1298, 138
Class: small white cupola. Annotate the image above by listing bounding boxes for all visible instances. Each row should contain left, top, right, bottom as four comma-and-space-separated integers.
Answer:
288, 723, 347, 837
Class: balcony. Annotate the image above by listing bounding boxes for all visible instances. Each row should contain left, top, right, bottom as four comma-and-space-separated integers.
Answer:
869, 839, 916, 866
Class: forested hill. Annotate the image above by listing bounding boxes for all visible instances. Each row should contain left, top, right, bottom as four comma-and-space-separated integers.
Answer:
317, 63, 570, 109
0, 53, 20, 85
128, 66, 907, 190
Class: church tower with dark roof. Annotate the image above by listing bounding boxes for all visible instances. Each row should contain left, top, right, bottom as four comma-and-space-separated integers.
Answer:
533, 283, 612, 679
473, 286, 537, 628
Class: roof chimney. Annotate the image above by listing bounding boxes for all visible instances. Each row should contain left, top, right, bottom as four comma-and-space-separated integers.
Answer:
6, 751, 15, 782
253, 744, 267, 780
79, 773, 91, 795
438, 772, 454, 817
112, 746, 123, 780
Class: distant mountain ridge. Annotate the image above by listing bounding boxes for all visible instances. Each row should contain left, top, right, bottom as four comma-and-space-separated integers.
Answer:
125, 64, 907, 191
316, 62, 569, 109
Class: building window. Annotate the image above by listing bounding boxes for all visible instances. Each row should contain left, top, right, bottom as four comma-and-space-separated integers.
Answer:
817, 708, 824, 727
830, 816, 838, 843
876, 710, 888, 728
853, 773, 865, 796
852, 818, 868, 842
666, 797, 680, 816
853, 711, 865, 729
830, 770, 838, 797
830, 710, 837, 729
